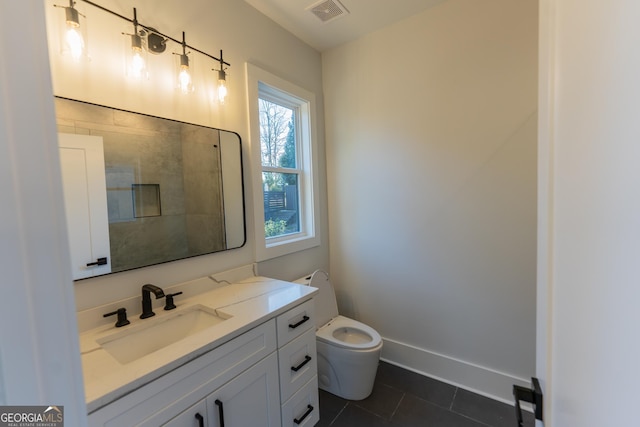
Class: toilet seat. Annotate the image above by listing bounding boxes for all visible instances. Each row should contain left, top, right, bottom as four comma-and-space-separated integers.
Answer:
316, 315, 382, 350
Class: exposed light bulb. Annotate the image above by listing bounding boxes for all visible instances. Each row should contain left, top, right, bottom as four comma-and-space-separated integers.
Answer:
215, 51, 228, 105
175, 32, 194, 94
217, 70, 227, 104
128, 32, 147, 79
64, 6, 84, 60
178, 57, 192, 93
131, 51, 145, 77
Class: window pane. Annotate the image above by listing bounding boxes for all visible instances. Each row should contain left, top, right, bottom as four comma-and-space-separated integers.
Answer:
259, 99, 296, 168
262, 172, 299, 238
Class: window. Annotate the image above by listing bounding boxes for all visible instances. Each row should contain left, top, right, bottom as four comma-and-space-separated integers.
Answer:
246, 63, 320, 261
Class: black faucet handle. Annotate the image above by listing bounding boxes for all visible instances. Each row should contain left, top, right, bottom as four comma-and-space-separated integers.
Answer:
164, 292, 183, 310
103, 307, 130, 327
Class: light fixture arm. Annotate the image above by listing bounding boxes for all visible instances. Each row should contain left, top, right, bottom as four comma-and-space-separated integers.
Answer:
219, 50, 225, 72
132, 7, 138, 34
78, 0, 230, 67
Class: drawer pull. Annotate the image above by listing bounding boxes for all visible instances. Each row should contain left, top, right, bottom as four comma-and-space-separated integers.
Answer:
194, 413, 204, 427
291, 355, 312, 372
86, 257, 108, 267
214, 399, 225, 427
288, 315, 310, 329
294, 405, 314, 425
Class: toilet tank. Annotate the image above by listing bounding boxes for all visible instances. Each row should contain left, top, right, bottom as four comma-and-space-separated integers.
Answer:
294, 270, 339, 328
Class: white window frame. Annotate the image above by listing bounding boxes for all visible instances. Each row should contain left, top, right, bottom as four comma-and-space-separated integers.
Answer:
246, 63, 320, 261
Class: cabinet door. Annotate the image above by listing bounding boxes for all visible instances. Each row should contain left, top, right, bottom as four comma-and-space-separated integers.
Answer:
162, 400, 207, 427
207, 352, 281, 427
58, 133, 111, 279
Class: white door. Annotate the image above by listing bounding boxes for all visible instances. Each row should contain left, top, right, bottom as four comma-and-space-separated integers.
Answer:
58, 133, 111, 279
537, 1, 640, 426
206, 353, 281, 427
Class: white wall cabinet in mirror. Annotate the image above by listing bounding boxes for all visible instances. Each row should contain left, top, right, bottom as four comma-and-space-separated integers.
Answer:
55, 97, 246, 279
58, 133, 112, 279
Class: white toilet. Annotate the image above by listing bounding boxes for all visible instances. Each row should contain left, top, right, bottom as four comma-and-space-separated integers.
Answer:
296, 270, 383, 400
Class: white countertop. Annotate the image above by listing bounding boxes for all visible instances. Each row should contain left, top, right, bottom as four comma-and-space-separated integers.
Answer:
79, 276, 317, 413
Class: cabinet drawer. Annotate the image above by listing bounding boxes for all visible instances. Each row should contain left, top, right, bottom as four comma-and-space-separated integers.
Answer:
276, 299, 314, 347
278, 328, 317, 402
281, 376, 319, 427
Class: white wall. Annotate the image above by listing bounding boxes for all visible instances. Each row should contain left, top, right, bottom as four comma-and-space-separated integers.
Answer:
539, 0, 640, 425
323, 0, 538, 401
0, 1, 86, 422
43, 0, 329, 311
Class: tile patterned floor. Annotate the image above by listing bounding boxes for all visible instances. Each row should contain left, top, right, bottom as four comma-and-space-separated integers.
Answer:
317, 361, 535, 427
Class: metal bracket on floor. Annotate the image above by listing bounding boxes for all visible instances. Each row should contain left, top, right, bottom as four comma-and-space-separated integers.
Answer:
513, 377, 543, 426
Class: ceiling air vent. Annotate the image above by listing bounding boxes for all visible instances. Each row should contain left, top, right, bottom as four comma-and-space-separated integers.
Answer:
307, 0, 349, 23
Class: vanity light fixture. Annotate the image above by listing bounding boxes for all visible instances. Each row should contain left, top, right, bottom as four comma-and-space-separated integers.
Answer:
53, 0, 231, 101
175, 32, 194, 94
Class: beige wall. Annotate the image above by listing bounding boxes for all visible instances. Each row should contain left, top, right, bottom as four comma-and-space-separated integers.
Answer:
322, 0, 538, 401
44, 0, 329, 310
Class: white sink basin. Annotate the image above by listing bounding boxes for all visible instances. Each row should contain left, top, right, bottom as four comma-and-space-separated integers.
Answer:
97, 305, 231, 364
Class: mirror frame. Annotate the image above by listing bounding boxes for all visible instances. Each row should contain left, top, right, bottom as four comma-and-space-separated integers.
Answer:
55, 97, 247, 279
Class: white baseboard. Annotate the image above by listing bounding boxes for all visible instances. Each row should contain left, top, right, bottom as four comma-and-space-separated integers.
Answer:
381, 337, 532, 406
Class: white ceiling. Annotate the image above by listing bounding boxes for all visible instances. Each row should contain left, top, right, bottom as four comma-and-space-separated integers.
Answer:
244, 0, 447, 51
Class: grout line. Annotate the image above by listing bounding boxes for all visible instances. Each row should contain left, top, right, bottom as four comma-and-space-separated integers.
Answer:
389, 392, 406, 421
328, 401, 348, 426
449, 387, 458, 411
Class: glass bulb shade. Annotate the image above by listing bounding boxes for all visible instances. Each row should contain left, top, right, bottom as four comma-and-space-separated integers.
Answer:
62, 7, 85, 61
177, 54, 193, 93
127, 34, 147, 79
216, 69, 228, 104
217, 80, 228, 104
65, 24, 84, 60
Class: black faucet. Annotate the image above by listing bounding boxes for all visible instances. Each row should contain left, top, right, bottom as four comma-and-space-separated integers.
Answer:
140, 284, 165, 319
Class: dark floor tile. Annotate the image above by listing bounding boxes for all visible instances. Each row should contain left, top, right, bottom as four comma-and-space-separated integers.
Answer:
391, 394, 486, 427
331, 404, 393, 427
377, 361, 457, 409
317, 389, 347, 427
451, 388, 535, 427
351, 381, 404, 420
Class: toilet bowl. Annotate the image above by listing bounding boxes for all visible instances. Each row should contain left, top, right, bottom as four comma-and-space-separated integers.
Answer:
296, 270, 382, 400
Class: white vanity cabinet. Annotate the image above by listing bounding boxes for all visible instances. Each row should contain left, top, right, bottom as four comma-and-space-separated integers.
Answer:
276, 300, 320, 427
86, 298, 319, 427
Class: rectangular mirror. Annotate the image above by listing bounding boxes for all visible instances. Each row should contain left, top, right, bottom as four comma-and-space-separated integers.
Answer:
55, 97, 245, 280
